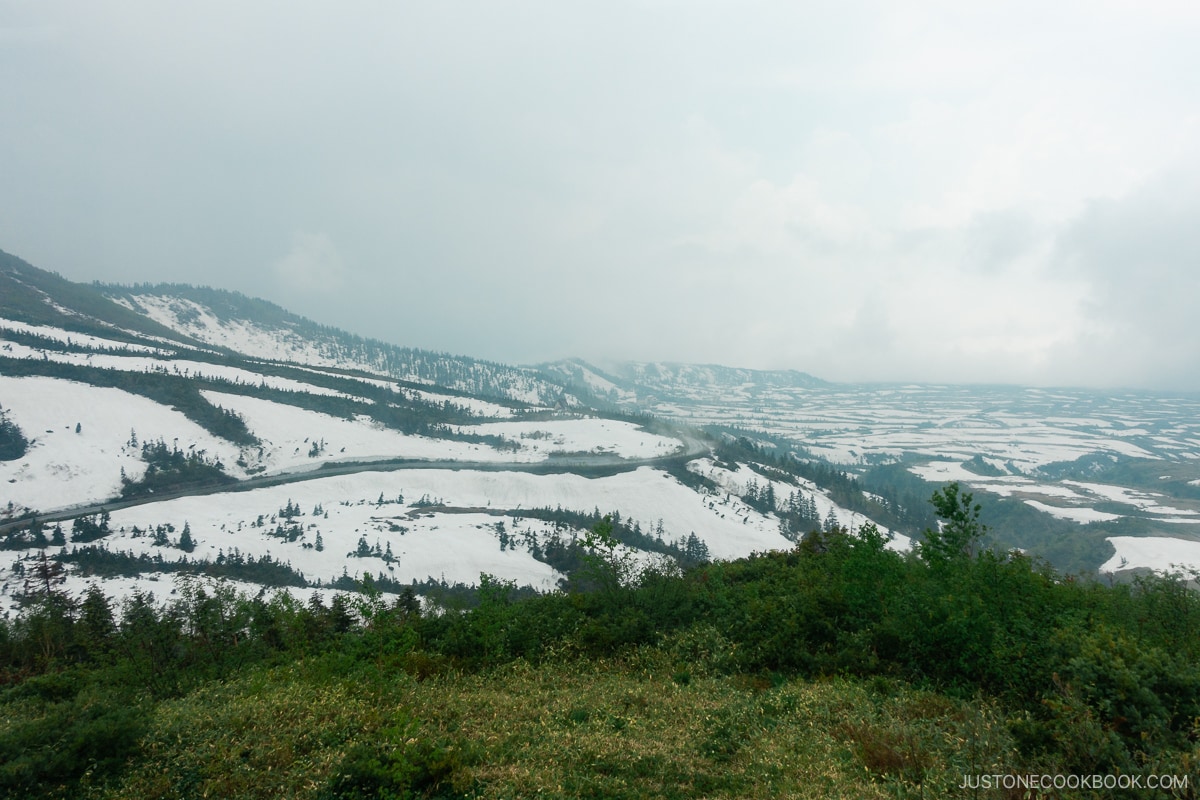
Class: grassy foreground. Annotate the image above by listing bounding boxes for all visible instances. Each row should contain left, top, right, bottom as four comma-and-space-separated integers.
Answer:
67, 647, 1022, 799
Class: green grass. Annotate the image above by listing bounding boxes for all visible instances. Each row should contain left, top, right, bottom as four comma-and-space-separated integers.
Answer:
76, 651, 1035, 800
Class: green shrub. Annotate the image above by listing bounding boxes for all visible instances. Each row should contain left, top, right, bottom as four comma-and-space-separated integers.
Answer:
0, 687, 145, 798
321, 720, 467, 800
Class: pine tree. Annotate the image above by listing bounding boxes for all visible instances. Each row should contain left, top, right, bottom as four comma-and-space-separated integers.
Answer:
179, 522, 196, 553
79, 584, 116, 655
918, 482, 986, 566
0, 410, 29, 460
31, 521, 48, 548
21, 551, 66, 607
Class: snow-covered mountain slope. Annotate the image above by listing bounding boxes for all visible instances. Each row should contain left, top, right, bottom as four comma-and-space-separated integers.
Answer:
0, 356, 690, 518
1, 376, 246, 515
109, 287, 574, 407
2, 256, 663, 495
1, 302, 881, 613
5, 252, 857, 612
542, 358, 829, 407
0, 250, 206, 348
0, 452, 893, 615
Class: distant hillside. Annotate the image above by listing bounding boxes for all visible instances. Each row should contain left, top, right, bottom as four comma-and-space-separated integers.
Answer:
0, 252, 582, 407
0, 250, 201, 347
542, 357, 829, 406
4, 249, 832, 412
105, 283, 576, 407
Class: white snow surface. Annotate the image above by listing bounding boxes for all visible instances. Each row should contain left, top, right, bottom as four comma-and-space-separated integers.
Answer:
1064, 481, 1200, 517
200, 390, 520, 472
0, 375, 691, 517
406, 388, 519, 419
0, 341, 365, 400
0, 376, 245, 515
128, 295, 339, 366
459, 418, 683, 459
0, 318, 166, 354
573, 364, 637, 403
1101, 536, 1200, 575
688, 458, 911, 552
911, 462, 1092, 501
0, 466, 799, 613
1023, 500, 1122, 524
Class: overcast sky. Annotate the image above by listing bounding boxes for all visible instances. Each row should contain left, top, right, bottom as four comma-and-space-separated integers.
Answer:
3, 2, 1200, 390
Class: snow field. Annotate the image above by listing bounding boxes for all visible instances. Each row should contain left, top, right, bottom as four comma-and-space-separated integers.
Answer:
642, 382, 1190, 473
92, 498, 563, 594
125, 295, 339, 367
402, 387, 518, 419
1023, 500, 1122, 524
0, 376, 246, 514
688, 459, 912, 552
200, 391, 523, 474
1, 340, 368, 400
0, 318, 166, 354
286, 466, 793, 560
1101, 536, 1200, 575
1063, 480, 1200, 518
1, 376, 691, 517
911, 462, 1200, 527
459, 418, 683, 460
0, 465, 799, 612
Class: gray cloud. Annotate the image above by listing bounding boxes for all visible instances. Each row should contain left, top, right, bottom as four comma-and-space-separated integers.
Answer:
1050, 163, 1200, 390
2, 2, 1200, 388
273, 232, 345, 294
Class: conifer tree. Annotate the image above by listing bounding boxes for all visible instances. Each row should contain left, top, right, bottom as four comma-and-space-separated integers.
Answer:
918, 482, 986, 566
179, 522, 196, 553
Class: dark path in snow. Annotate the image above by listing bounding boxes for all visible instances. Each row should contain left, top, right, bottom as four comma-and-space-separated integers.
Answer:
1, 433, 713, 536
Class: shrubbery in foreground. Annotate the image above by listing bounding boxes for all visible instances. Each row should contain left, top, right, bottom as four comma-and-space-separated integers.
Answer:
1, 485, 1198, 797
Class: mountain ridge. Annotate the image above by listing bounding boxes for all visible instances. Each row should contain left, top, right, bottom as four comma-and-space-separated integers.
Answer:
3, 248, 838, 409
